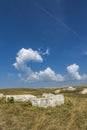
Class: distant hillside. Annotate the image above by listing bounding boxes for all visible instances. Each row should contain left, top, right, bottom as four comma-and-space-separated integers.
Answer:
0, 86, 87, 130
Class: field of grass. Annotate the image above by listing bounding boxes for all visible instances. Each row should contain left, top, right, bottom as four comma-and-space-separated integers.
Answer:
0, 86, 87, 130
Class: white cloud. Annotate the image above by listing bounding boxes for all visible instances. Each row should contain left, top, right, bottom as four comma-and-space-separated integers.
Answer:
18, 67, 64, 82
13, 48, 43, 70
35, 67, 64, 81
42, 49, 50, 55
13, 48, 87, 83
38, 48, 50, 55
67, 64, 81, 80
13, 48, 64, 82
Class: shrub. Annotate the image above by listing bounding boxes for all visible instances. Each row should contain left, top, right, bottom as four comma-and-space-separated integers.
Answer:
7, 97, 14, 103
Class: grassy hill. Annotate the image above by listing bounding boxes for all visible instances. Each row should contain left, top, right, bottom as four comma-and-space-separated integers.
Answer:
0, 86, 87, 130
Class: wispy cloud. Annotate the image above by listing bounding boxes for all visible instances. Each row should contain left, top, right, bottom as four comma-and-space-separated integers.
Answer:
39, 48, 50, 56
33, 0, 79, 37
85, 51, 87, 55
43, 48, 50, 55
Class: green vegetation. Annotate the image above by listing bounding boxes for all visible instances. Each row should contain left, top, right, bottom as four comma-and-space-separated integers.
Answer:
0, 86, 87, 130
6, 96, 14, 103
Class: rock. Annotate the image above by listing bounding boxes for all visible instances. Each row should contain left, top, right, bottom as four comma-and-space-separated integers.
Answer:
67, 86, 76, 91
6, 94, 36, 102
49, 94, 64, 107
31, 98, 48, 108
79, 88, 87, 94
5, 93, 64, 108
54, 89, 60, 94
0, 93, 4, 98
42, 93, 54, 98
31, 94, 64, 108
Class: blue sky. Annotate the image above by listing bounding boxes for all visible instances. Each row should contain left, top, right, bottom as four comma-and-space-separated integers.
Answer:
0, 0, 87, 88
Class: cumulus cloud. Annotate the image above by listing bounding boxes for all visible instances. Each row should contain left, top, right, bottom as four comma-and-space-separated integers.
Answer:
35, 67, 64, 81
13, 48, 87, 83
67, 64, 81, 80
13, 48, 64, 82
18, 67, 64, 82
13, 48, 43, 70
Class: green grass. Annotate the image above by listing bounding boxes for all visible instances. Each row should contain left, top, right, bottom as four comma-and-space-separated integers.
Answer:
0, 86, 87, 130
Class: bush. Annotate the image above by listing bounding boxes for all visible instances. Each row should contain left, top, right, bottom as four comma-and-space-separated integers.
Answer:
7, 97, 14, 103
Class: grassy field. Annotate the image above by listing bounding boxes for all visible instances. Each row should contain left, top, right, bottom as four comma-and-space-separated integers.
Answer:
0, 86, 87, 130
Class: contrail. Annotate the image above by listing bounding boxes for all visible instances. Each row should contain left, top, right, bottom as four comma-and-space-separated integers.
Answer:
32, 0, 79, 38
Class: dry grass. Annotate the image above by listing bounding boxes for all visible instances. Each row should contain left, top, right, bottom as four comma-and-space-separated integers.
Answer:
0, 86, 87, 130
